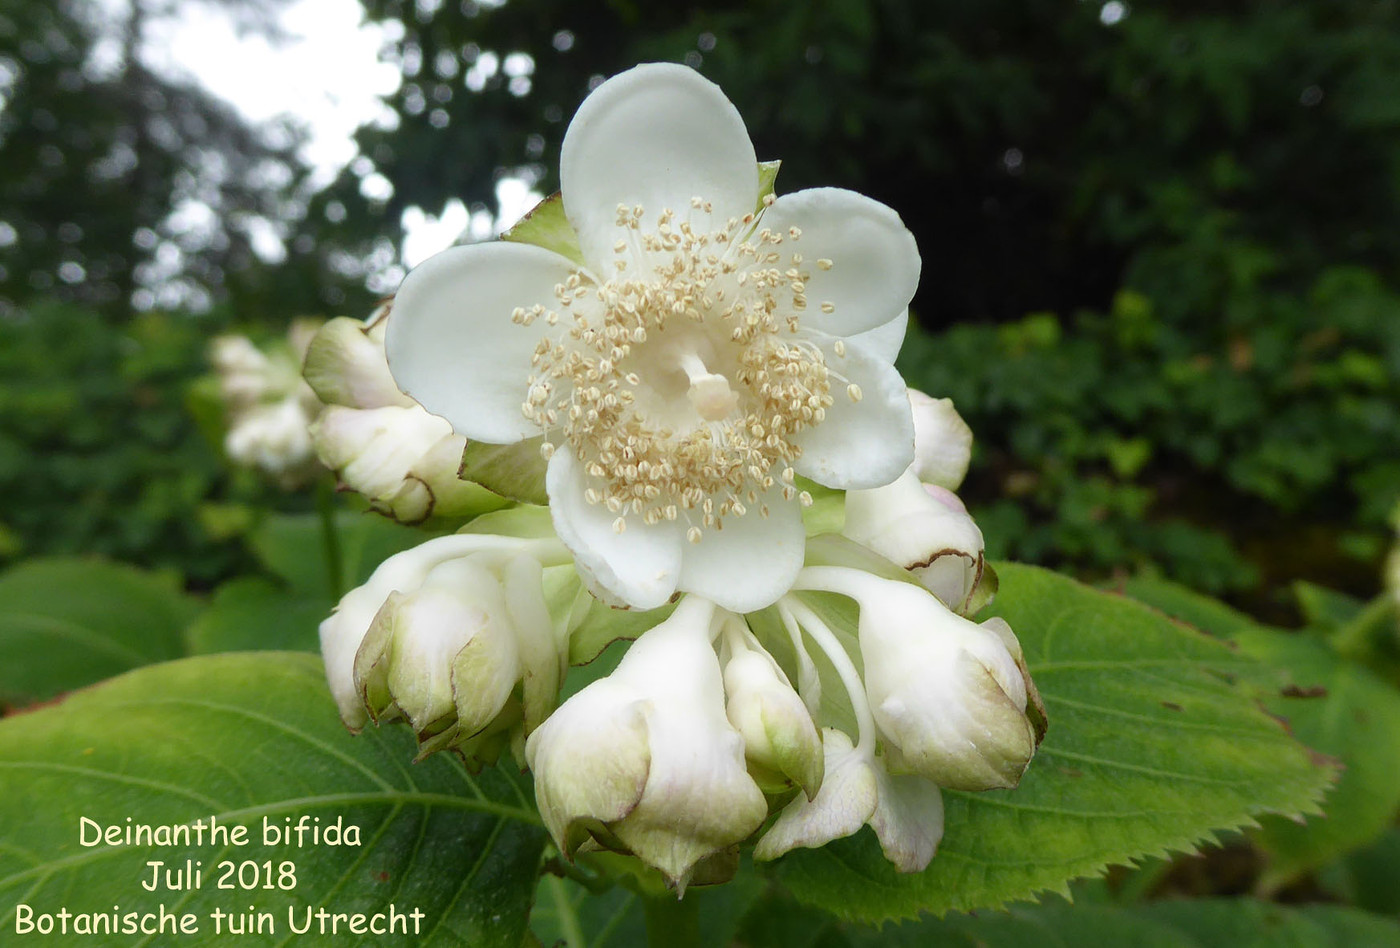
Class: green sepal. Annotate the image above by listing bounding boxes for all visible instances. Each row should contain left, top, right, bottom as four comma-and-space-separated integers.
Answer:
460, 438, 551, 505
502, 192, 586, 266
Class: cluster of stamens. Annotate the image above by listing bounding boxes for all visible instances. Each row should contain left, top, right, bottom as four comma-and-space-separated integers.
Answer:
515, 196, 858, 541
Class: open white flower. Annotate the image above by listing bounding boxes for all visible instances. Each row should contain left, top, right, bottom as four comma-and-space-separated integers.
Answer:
386, 63, 920, 612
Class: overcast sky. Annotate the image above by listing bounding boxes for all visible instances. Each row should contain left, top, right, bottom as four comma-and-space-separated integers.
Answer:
141, 0, 537, 271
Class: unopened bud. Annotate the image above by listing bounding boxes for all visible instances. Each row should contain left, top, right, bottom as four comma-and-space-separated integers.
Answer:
723, 646, 823, 797
908, 390, 972, 490
843, 468, 985, 612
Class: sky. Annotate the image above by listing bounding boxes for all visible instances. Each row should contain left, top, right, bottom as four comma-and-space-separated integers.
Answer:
136, 0, 539, 274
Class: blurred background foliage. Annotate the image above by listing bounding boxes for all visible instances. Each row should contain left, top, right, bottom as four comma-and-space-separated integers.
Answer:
3, 0, 1395, 618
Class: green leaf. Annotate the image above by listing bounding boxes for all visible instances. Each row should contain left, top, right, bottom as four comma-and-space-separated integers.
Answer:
0, 652, 547, 947
839, 898, 1400, 948
502, 192, 586, 266
248, 511, 430, 597
185, 577, 327, 654
773, 564, 1333, 921
0, 558, 197, 703
460, 439, 550, 506
1127, 578, 1400, 889
530, 875, 643, 948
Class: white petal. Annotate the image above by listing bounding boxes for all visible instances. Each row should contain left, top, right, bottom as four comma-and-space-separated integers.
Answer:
385, 241, 579, 444
867, 769, 944, 873
753, 729, 877, 861
547, 450, 684, 609
677, 485, 805, 614
791, 333, 914, 489
848, 309, 908, 365
560, 63, 758, 270
762, 188, 920, 337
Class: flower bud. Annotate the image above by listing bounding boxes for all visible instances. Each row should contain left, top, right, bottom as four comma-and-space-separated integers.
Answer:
210, 325, 323, 488
722, 644, 823, 797
311, 404, 499, 522
354, 557, 520, 738
303, 310, 416, 410
526, 597, 768, 889
843, 468, 985, 612
223, 397, 320, 488
320, 534, 565, 763
908, 390, 972, 490
854, 577, 1038, 791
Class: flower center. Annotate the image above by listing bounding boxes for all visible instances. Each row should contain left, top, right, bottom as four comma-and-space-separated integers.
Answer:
516, 197, 851, 540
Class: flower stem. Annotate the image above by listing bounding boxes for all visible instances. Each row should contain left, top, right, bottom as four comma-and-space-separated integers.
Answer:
781, 597, 877, 753
316, 475, 345, 600
642, 892, 700, 948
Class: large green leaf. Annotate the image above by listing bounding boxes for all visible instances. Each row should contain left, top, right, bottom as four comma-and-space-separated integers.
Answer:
0, 558, 197, 703
773, 564, 1333, 921
184, 577, 326, 655
1122, 576, 1400, 890
0, 652, 547, 946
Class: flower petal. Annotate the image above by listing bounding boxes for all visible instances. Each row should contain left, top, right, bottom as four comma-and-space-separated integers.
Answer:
791, 332, 914, 489
761, 188, 920, 337
547, 449, 684, 609
753, 729, 878, 861
560, 63, 758, 270
847, 309, 908, 365
677, 485, 805, 614
386, 241, 580, 444
867, 769, 945, 873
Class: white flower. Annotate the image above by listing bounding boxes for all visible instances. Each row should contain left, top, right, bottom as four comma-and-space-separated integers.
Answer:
386, 63, 920, 612
223, 397, 319, 487
525, 596, 768, 889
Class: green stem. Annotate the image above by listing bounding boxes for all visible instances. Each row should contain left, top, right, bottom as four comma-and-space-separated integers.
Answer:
316, 475, 345, 600
545, 875, 587, 948
642, 892, 700, 948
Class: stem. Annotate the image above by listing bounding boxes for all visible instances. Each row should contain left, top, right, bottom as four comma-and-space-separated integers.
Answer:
781, 597, 876, 753
642, 892, 700, 948
545, 874, 587, 948
316, 475, 345, 600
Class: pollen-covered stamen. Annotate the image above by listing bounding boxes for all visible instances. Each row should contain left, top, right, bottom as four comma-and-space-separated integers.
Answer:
519, 199, 837, 537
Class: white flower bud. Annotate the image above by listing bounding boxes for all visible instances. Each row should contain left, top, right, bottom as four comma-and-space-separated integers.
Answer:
526, 597, 768, 889
223, 397, 319, 487
722, 645, 823, 797
843, 468, 985, 612
354, 558, 520, 737
908, 389, 973, 490
211, 327, 324, 488
303, 314, 415, 410
855, 577, 1037, 791
320, 534, 565, 757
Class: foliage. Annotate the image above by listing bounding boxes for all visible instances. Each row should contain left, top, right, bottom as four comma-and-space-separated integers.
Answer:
0, 652, 547, 947
900, 276, 1400, 600
0, 301, 255, 583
